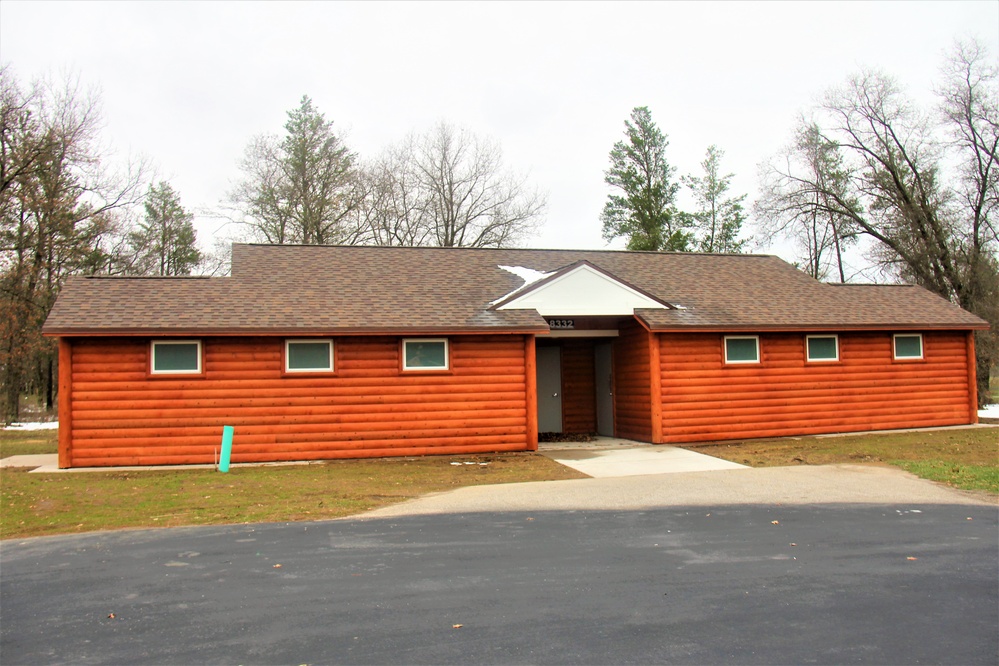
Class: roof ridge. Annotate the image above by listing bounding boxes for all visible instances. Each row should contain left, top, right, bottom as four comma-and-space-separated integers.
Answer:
237, 243, 779, 259
825, 282, 914, 288
82, 275, 214, 280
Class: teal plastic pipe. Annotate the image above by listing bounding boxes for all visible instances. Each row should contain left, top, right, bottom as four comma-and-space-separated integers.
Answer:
219, 425, 234, 472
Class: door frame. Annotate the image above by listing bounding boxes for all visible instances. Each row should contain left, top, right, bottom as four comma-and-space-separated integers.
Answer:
534, 338, 617, 440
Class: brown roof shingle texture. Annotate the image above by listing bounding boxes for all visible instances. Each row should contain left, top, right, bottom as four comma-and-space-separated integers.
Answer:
42, 244, 988, 335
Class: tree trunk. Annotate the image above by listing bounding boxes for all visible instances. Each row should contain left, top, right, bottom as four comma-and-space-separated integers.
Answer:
3, 351, 20, 424
831, 217, 846, 283
45, 355, 54, 411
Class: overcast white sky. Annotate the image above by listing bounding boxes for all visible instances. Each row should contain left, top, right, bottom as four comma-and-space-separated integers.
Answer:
1, 1, 997, 268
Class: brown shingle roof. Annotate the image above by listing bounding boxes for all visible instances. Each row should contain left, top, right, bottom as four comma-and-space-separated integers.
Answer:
42, 244, 988, 335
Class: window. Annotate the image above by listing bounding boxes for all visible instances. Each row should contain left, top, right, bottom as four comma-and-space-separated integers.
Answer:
806, 335, 839, 362
285, 340, 333, 372
151, 340, 202, 374
403, 338, 449, 371
893, 334, 923, 360
724, 336, 760, 364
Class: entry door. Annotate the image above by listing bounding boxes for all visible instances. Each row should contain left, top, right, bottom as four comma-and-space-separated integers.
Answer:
536, 346, 563, 433
595, 342, 614, 436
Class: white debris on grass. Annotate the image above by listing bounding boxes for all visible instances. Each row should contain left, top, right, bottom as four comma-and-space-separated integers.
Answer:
979, 404, 999, 419
3, 421, 58, 431
489, 265, 553, 305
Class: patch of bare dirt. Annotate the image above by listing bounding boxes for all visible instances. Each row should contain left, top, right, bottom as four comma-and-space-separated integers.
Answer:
538, 432, 597, 443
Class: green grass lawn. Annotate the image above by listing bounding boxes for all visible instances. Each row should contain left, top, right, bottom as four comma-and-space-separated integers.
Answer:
1, 454, 587, 540
0, 429, 60, 457
0, 428, 586, 540
890, 460, 999, 493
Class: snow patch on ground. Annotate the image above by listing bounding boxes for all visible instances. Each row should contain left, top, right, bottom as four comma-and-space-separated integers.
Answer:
978, 404, 999, 419
3, 421, 58, 431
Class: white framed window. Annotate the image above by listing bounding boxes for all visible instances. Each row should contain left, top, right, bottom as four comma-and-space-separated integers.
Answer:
285, 339, 334, 372
893, 333, 923, 360
806, 335, 839, 362
402, 338, 449, 371
151, 340, 202, 374
724, 336, 760, 364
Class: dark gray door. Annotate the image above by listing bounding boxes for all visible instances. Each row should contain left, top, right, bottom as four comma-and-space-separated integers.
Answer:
595, 342, 614, 436
536, 346, 562, 433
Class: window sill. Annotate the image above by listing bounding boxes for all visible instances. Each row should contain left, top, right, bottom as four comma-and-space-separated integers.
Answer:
400, 369, 454, 376
147, 370, 206, 379
281, 370, 338, 378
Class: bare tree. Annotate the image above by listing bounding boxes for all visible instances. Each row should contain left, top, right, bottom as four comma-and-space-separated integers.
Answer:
362, 122, 545, 248
756, 122, 859, 280
196, 233, 237, 277
755, 39, 998, 404
938, 40, 999, 403
938, 40, 999, 252
357, 139, 433, 247
226, 96, 367, 245
0, 68, 145, 421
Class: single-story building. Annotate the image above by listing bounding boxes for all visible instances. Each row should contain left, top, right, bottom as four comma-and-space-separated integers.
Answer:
42, 244, 988, 468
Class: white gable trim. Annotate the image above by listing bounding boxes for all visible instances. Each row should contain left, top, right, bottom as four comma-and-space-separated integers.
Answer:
496, 263, 669, 316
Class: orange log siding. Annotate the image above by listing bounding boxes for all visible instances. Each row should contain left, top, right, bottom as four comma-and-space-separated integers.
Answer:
561, 339, 596, 434
57, 338, 73, 468
658, 331, 974, 443
66, 335, 530, 467
966, 332, 979, 423
614, 320, 653, 441
525, 335, 538, 451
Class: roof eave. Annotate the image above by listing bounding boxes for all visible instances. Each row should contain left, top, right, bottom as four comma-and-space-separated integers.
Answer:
42, 325, 552, 338
642, 322, 990, 333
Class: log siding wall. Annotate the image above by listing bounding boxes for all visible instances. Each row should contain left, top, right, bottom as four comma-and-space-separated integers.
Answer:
658, 331, 974, 443
66, 335, 530, 467
614, 321, 653, 441
61, 327, 978, 466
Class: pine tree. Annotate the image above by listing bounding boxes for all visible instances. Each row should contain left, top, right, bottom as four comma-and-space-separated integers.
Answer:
601, 107, 691, 251
129, 181, 201, 276
683, 145, 747, 253
228, 96, 364, 245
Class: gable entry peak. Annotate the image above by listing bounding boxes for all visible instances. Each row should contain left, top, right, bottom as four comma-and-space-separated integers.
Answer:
493, 260, 674, 317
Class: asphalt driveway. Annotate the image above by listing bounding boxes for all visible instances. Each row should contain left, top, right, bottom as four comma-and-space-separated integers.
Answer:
2, 504, 996, 665
2, 463, 996, 665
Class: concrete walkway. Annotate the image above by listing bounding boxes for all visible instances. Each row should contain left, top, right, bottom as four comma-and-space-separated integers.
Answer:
0, 453, 57, 470
540, 438, 746, 477
363, 464, 993, 518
